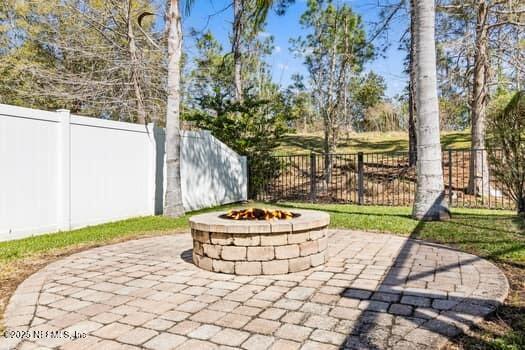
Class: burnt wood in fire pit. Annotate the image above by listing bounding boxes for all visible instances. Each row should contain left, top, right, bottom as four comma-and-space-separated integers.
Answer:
189, 209, 330, 275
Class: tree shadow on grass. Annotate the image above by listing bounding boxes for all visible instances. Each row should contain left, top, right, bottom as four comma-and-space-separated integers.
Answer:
512, 216, 525, 233
271, 202, 414, 220
273, 202, 523, 238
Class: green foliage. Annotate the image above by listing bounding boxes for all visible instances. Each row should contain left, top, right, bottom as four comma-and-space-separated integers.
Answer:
184, 31, 295, 197
2, 201, 522, 265
284, 74, 314, 131
292, 0, 376, 152
351, 72, 387, 130
490, 332, 525, 350
186, 31, 234, 103
274, 202, 524, 264
439, 96, 469, 131
486, 91, 525, 214
185, 93, 291, 155
0, 203, 245, 263
488, 87, 515, 117
352, 72, 386, 115
184, 90, 294, 197
296, 0, 373, 73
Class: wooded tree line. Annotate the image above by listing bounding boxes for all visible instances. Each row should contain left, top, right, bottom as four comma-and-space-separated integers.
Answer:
0, 0, 166, 123
2, 0, 521, 142
0, 0, 524, 217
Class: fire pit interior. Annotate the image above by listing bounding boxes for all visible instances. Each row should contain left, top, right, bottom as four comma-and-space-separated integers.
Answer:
189, 209, 330, 275
220, 208, 301, 220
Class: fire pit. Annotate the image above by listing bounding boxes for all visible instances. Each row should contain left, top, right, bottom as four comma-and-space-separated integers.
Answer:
189, 208, 330, 275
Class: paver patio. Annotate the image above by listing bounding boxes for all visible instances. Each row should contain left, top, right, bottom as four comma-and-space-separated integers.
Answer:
1, 230, 508, 350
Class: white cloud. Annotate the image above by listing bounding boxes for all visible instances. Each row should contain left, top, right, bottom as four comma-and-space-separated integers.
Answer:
277, 63, 289, 70
258, 31, 272, 38
274, 46, 281, 53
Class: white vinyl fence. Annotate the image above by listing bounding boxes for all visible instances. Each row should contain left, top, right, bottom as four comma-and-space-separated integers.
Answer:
0, 104, 247, 241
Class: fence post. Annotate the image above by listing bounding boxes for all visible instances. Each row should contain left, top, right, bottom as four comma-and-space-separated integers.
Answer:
310, 153, 316, 202
357, 152, 364, 205
448, 149, 453, 206
57, 109, 71, 231
245, 156, 251, 200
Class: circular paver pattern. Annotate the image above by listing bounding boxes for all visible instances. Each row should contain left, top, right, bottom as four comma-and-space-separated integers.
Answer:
1, 230, 508, 350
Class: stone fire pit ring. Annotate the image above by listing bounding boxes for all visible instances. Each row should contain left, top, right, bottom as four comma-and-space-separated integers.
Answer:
189, 209, 330, 275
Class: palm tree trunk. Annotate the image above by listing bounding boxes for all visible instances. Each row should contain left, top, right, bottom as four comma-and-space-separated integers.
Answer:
164, 0, 185, 218
412, 0, 449, 220
467, 1, 490, 197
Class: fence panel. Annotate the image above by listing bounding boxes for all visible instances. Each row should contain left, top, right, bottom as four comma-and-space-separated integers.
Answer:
249, 149, 515, 210
0, 103, 248, 241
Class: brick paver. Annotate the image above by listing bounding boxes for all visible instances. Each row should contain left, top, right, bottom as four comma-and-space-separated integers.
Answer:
0, 230, 509, 349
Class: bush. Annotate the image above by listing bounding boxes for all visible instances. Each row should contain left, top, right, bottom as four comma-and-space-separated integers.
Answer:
183, 91, 294, 198
486, 91, 525, 215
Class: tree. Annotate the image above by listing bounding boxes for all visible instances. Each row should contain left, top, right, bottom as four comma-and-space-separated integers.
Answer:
437, 0, 525, 196
186, 31, 234, 104
0, 0, 165, 123
468, 0, 525, 196
184, 90, 294, 199
412, 0, 449, 220
363, 102, 404, 132
230, 0, 291, 102
285, 74, 314, 132
486, 91, 525, 216
350, 71, 386, 130
183, 28, 293, 198
233, 0, 244, 101
293, 0, 373, 182
164, 0, 185, 218
408, 0, 418, 166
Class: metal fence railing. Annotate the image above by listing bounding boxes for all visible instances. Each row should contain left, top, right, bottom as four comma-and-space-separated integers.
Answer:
248, 149, 514, 210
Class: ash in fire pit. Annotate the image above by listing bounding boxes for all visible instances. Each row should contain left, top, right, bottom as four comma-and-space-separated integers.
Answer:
220, 208, 301, 220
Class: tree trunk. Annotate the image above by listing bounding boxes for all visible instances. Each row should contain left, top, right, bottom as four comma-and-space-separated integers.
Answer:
323, 118, 331, 185
408, 0, 417, 166
518, 196, 525, 217
303, 114, 308, 133
233, 0, 243, 102
321, 113, 337, 186
468, 1, 490, 197
164, 0, 185, 218
412, 0, 449, 221
127, 0, 146, 124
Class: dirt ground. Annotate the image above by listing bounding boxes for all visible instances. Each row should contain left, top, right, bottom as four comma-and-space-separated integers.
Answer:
444, 263, 525, 349
255, 152, 515, 210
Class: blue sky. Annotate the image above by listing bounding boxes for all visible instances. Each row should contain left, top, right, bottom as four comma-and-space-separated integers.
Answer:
178, 0, 409, 98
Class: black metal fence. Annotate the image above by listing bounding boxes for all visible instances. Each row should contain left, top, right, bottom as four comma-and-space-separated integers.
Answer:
248, 149, 515, 210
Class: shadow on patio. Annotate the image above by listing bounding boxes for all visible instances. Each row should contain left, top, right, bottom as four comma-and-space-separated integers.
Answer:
334, 195, 512, 349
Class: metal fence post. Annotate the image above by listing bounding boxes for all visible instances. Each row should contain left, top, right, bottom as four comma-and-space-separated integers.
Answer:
448, 149, 453, 206
310, 153, 316, 202
246, 156, 251, 200
357, 152, 364, 205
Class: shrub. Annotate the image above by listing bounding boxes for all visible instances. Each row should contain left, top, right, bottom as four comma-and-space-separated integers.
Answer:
183, 92, 294, 198
486, 91, 525, 215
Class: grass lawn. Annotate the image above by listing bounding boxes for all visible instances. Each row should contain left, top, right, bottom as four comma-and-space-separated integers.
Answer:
274, 130, 472, 154
1, 201, 523, 348
275, 202, 525, 265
